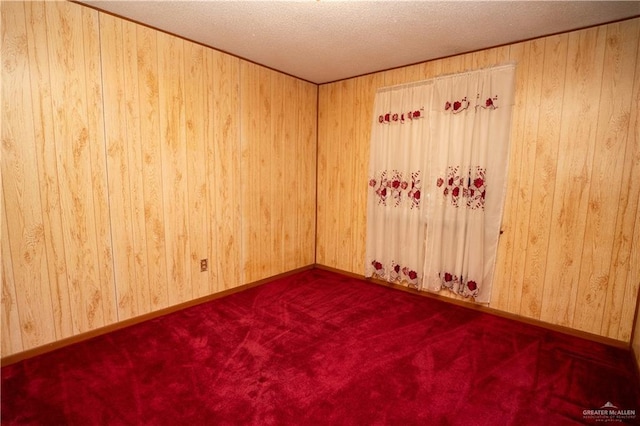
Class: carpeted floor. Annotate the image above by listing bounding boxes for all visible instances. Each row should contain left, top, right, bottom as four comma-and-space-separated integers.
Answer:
2, 269, 639, 425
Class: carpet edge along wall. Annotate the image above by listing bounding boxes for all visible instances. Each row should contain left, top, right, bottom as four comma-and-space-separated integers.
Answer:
2, 0, 639, 361
0, 266, 315, 367
2, 269, 639, 425
1, 0, 317, 359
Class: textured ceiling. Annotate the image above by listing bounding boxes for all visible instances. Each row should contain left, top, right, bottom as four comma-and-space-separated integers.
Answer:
80, 1, 640, 84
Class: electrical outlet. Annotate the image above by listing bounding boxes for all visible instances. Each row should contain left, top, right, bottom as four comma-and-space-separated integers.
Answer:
200, 259, 208, 272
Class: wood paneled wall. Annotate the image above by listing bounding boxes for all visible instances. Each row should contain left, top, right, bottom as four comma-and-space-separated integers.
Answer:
1, 1, 317, 357
1, 0, 638, 359
240, 62, 317, 283
317, 18, 640, 342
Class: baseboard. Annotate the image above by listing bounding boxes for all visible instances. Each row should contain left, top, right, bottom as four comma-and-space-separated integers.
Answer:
3, 263, 629, 367
314, 264, 631, 351
1, 265, 314, 367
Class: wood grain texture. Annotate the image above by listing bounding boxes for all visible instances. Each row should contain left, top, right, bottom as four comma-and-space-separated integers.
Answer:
491, 41, 528, 313
1, 196, 23, 355
300, 81, 317, 267
253, 66, 271, 279
2, 1, 316, 358
83, 3, 117, 329
209, 50, 241, 291
183, 40, 210, 299
122, 20, 151, 316
316, 18, 640, 342
282, 75, 299, 272
518, 34, 568, 320
2, 0, 62, 352
239, 62, 317, 283
3, 0, 636, 358
315, 84, 329, 266
270, 71, 285, 278
100, 13, 138, 320
320, 83, 342, 268
539, 26, 606, 328
336, 78, 355, 273
596, 21, 640, 340
573, 20, 639, 336
508, 39, 544, 315
157, 32, 192, 306
613, 20, 640, 342
351, 74, 382, 272
136, 24, 169, 312
23, 0, 74, 340
240, 61, 261, 282
47, 1, 110, 334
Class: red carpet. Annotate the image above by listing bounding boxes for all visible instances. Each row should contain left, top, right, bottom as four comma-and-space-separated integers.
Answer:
2, 269, 639, 425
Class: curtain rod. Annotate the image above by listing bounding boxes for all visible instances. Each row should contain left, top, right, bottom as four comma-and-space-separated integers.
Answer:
376, 62, 517, 93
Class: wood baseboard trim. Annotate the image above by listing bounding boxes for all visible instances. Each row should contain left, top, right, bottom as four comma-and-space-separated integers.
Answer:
3, 263, 629, 367
314, 264, 631, 350
1, 265, 314, 367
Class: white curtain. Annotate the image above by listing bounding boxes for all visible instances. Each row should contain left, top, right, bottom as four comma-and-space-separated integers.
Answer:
422, 64, 516, 303
365, 81, 433, 288
365, 64, 515, 303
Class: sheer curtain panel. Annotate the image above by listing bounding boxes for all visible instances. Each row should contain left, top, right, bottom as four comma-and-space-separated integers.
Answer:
365, 64, 515, 304
422, 64, 516, 303
365, 82, 433, 288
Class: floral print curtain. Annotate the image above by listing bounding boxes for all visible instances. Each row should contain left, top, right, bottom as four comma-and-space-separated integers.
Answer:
366, 64, 515, 304
422, 64, 516, 303
365, 81, 433, 288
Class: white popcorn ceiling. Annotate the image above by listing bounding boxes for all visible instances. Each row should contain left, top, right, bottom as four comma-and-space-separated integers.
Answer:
81, 1, 639, 84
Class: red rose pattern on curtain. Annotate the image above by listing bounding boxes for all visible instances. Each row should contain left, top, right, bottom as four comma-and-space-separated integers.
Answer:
422, 64, 516, 303
366, 64, 515, 304
369, 260, 420, 288
365, 81, 433, 289
440, 271, 478, 295
369, 170, 421, 208
437, 166, 486, 210
377, 107, 425, 124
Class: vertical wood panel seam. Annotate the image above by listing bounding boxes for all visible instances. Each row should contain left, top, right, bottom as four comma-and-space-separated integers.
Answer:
234, 57, 243, 285
617, 21, 640, 339
509, 42, 531, 313
97, 12, 120, 322
22, 2, 56, 338
238, 62, 246, 284
43, 2, 74, 336
154, 28, 168, 305
180, 38, 194, 301
571, 28, 607, 330
81, 8, 106, 326
47, 1, 72, 337
541, 34, 569, 320
124, 21, 141, 316
313, 84, 320, 265
620, 24, 640, 339
598, 23, 628, 336
1, 190, 24, 351
518, 41, 545, 317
